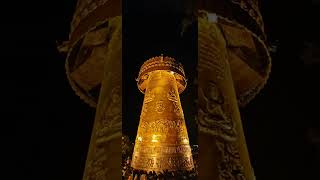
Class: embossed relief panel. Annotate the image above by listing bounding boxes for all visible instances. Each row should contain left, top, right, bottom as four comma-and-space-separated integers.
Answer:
82, 17, 122, 180
198, 15, 254, 180
135, 71, 189, 141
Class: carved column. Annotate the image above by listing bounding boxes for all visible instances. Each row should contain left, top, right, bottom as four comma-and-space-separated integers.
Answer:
197, 0, 271, 179
197, 14, 255, 180
59, 0, 122, 179
82, 17, 122, 180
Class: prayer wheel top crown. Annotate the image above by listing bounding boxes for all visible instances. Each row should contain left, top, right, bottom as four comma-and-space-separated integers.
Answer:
137, 56, 187, 94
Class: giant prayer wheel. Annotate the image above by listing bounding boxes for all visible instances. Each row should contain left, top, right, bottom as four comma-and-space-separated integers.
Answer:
131, 56, 194, 172
59, 0, 272, 179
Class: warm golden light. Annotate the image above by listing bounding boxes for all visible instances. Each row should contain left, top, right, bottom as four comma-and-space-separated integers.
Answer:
131, 56, 194, 172
138, 137, 142, 142
151, 135, 158, 142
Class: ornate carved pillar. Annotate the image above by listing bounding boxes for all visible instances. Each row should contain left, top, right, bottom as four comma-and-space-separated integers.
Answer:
82, 17, 122, 180
198, 15, 253, 179
197, 0, 271, 179
59, 0, 122, 179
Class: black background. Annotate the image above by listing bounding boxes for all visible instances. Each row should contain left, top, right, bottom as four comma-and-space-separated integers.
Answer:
2, 0, 320, 179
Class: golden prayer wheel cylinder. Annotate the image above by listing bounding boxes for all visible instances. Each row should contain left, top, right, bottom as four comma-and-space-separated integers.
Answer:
131, 56, 194, 172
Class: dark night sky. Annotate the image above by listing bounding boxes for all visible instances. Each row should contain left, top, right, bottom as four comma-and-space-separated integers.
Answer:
2, 0, 320, 179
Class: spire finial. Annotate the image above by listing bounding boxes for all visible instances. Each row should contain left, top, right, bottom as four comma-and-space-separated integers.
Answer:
160, 54, 164, 62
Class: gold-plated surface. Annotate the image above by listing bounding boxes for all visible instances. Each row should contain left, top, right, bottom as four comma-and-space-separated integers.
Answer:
131, 56, 194, 172
81, 16, 122, 180
197, 15, 255, 180
197, 6, 271, 107
60, 0, 122, 107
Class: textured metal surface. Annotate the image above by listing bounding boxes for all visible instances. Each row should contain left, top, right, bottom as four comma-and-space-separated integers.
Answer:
197, 11, 271, 107
197, 16, 254, 180
137, 56, 187, 94
198, 0, 265, 39
61, 0, 121, 107
131, 56, 194, 172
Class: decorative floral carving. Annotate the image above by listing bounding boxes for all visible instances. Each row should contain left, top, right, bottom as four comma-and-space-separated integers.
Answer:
155, 100, 165, 113
132, 155, 194, 170
134, 145, 191, 155
84, 85, 122, 180
140, 118, 183, 133
173, 101, 182, 117
144, 89, 155, 103
167, 88, 178, 102
216, 141, 246, 180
